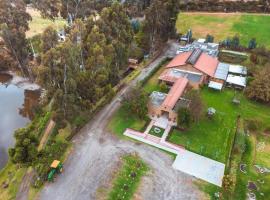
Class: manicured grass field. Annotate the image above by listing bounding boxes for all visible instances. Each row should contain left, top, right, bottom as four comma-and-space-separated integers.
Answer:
149, 126, 165, 137
168, 88, 270, 163
107, 154, 148, 200
176, 12, 270, 48
26, 7, 66, 38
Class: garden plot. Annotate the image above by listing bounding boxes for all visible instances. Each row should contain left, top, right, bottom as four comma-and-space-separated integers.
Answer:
148, 126, 165, 138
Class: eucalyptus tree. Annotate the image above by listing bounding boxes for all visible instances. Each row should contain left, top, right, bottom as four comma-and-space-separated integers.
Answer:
143, 0, 179, 54
33, 0, 113, 23
0, 0, 32, 77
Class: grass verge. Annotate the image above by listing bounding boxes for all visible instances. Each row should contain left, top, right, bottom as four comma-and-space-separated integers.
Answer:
0, 162, 27, 200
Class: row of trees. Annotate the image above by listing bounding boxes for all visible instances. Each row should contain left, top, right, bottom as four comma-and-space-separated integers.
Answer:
221, 35, 257, 50
179, 0, 270, 13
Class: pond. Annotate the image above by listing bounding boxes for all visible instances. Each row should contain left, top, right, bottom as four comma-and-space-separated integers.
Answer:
0, 73, 40, 169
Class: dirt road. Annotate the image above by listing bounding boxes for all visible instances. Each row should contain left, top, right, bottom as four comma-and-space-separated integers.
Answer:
39, 42, 204, 200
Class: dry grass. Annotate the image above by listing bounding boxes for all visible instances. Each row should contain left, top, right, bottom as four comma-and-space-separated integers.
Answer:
26, 7, 66, 38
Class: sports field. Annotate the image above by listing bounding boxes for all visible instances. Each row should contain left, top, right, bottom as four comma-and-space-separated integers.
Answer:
176, 12, 270, 48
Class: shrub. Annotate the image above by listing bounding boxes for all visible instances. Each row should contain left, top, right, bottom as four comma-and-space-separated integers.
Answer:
185, 90, 204, 123
245, 119, 262, 131
122, 86, 148, 119
159, 82, 169, 93
222, 175, 234, 191
177, 107, 191, 128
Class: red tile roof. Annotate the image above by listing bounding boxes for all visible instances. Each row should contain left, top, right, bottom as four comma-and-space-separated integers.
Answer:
194, 53, 219, 77
158, 69, 178, 83
166, 52, 192, 68
162, 77, 188, 110
166, 51, 219, 77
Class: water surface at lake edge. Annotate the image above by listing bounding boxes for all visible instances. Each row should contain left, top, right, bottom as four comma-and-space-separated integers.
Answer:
0, 73, 40, 169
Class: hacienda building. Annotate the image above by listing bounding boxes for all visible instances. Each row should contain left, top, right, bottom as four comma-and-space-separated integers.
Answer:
148, 41, 248, 125
148, 76, 189, 123
159, 49, 219, 89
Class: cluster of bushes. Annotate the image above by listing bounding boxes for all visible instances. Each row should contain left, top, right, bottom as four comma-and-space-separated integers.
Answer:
245, 119, 263, 132
33, 139, 68, 187
180, 0, 270, 13
245, 48, 270, 103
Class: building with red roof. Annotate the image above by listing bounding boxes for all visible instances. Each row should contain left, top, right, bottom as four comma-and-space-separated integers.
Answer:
148, 77, 189, 122
159, 49, 219, 88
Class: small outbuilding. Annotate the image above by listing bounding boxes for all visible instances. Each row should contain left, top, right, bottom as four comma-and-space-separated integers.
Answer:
228, 64, 247, 76
226, 74, 247, 88
208, 81, 223, 91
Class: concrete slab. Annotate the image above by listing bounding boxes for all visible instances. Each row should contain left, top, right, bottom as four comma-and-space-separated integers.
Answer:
154, 116, 169, 129
172, 151, 225, 187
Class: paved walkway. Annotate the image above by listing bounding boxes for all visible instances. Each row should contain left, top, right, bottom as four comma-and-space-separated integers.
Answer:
173, 151, 225, 187
124, 128, 184, 155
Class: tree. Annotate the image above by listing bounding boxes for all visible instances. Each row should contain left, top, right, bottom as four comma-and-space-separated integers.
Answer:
248, 38, 257, 49
232, 35, 240, 49
33, 0, 112, 22
205, 34, 214, 43
122, 87, 148, 119
0, 41, 16, 71
143, 0, 179, 54
185, 90, 204, 123
9, 127, 38, 164
98, 3, 133, 65
246, 67, 270, 103
0, 0, 32, 77
177, 107, 191, 128
40, 26, 59, 53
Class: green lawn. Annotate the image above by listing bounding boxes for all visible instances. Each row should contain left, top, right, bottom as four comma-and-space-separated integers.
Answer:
168, 88, 270, 163
233, 131, 270, 200
176, 12, 270, 48
149, 126, 165, 137
0, 162, 27, 200
107, 154, 148, 200
107, 106, 148, 138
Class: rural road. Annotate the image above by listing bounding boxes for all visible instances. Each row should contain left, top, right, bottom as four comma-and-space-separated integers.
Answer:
38, 41, 204, 200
